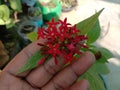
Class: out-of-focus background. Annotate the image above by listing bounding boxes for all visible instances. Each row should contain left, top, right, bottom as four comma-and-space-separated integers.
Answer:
0, 0, 120, 90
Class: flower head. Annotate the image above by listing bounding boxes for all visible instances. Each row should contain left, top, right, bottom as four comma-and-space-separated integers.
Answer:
37, 18, 88, 65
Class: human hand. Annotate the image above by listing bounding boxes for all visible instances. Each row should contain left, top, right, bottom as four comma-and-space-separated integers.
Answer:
0, 39, 95, 90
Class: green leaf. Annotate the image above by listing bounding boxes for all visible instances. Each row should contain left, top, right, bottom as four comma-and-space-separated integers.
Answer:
97, 55, 108, 63
78, 60, 110, 90
52, 16, 59, 22
78, 69, 106, 90
87, 20, 101, 44
6, 19, 16, 29
0, 0, 1, 4
76, 8, 104, 35
98, 48, 114, 63
0, 5, 10, 25
17, 51, 44, 74
0, 19, 5, 25
100, 48, 113, 59
88, 45, 100, 54
90, 62, 110, 74
9, 0, 22, 12
27, 32, 38, 42
89, 46, 113, 63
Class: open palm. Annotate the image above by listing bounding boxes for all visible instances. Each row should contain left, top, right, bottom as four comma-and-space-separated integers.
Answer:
0, 40, 95, 90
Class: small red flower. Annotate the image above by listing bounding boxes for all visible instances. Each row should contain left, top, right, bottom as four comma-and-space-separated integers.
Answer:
38, 55, 49, 65
72, 35, 88, 44
70, 24, 80, 35
37, 28, 45, 39
66, 43, 82, 55
38, 57, 46, 65
47, 18, 58, 30
47, 44, 61, 55
47, 44, 61, 64
64, 52, 76, 64
37, 43, 44, 46
66, 43, 76, 51
46, 28, 58, 41
79, 44, 88, 48
57, 30, 69, 42
59, 18, 71, 30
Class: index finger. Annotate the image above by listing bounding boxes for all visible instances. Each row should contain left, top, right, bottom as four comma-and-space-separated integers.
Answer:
3, 39, 44, 77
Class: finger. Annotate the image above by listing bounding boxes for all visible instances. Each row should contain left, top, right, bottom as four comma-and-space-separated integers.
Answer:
3, 39, 44, 77
42, 51, 95, 90
26, 55, 65, 88
69, 79, 89, 90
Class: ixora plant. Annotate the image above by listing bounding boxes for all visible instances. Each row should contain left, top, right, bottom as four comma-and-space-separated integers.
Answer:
28, 7, 42, 19
28, 7, 43, 27
18, 9, 113, 90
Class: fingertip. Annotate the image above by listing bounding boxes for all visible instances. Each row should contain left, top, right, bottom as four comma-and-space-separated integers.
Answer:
81, 79, 89, 88
70, 79, 89, 90
84, 51, 96, 62
71, 51, 96, 76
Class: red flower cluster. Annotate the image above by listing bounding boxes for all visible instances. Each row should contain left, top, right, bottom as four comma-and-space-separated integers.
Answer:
37, 18, 88, 65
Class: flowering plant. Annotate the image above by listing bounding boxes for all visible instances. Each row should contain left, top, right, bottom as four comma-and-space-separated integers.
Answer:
19, 8, 113, 73
18, 9, 114, 90
18, 8, 113, 79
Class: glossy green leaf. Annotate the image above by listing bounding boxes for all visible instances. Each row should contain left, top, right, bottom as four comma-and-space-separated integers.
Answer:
88, 45, 99, 53
87, 20, 101, 44
89, 46, 113, 63
9, 0, 22, 12
76, 8, 104, 35
6, 19, 16, 29
0, 4, 10, 25
98, 55, 108, 63
27, 32, 38, 42
17, 51, 44, 74
78, 59, 110, 90
78, 69, 106, 90
98, 48, 113, 63
90, 62, 110, 74
100, 48, 113, 59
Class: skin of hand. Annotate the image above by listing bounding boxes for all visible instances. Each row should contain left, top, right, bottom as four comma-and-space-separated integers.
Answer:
0, 39, 96, 90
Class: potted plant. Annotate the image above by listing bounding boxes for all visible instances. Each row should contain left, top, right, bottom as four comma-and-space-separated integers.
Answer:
0, 1, 38, 67
36, 0, 62, 21
60, 0, 77, 12
22, 0, 37, 7
18, 20, 38, 40
28, 7, 43, 27
0, 25, 22, 68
